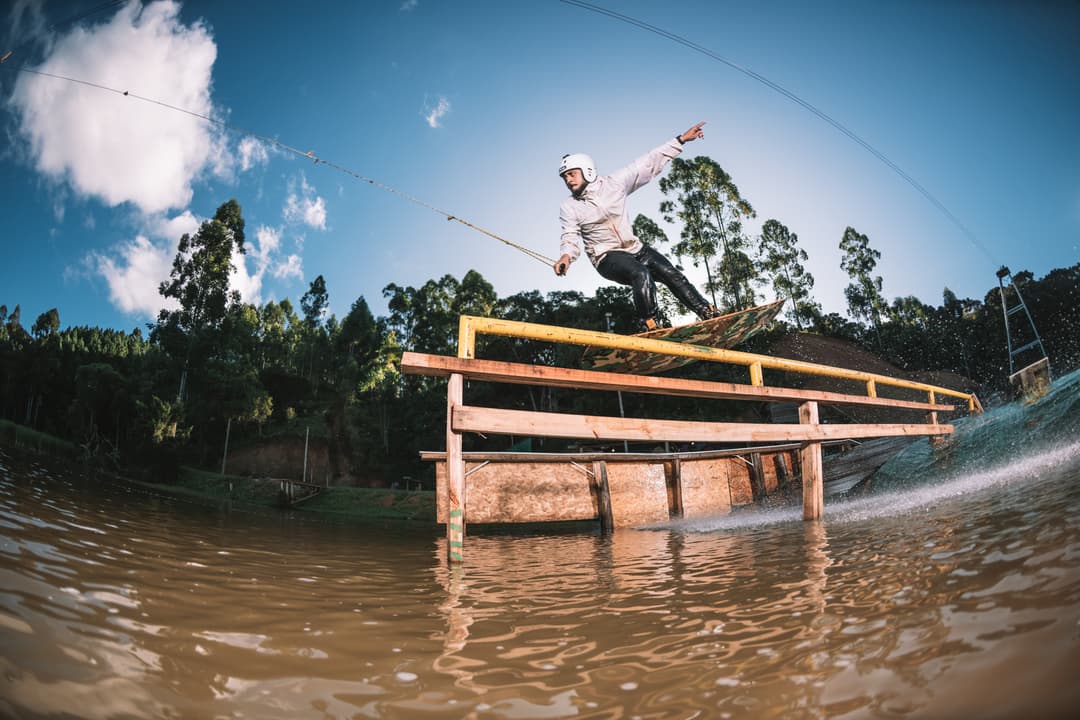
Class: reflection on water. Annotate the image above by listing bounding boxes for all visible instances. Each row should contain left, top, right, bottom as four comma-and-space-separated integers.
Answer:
2, 443, 1079, 719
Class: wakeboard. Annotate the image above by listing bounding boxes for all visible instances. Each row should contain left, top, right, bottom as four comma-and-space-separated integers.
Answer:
581, 298, 786, 374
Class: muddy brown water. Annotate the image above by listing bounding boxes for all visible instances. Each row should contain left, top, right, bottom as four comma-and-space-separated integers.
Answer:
2, 444, 1079, 719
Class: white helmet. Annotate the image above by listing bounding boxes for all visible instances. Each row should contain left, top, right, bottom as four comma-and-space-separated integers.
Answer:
558, 153, 597, 183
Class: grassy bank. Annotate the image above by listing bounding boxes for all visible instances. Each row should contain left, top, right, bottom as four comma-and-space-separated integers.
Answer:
161, 466, 437, 522
0, 421, 435, 524
0, 419, 80, 458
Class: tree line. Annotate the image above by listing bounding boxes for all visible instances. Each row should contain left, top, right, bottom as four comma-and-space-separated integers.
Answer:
2, 158, 1077, 487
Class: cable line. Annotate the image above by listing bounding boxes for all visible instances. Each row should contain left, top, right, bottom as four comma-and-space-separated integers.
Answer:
560, 0, 998, 268
2, 64, 556, 267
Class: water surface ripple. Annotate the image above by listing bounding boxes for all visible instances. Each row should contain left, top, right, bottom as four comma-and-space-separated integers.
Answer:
1, 445, 1078, 719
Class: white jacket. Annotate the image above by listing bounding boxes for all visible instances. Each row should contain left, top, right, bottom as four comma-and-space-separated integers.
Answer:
559, 137, 683, 268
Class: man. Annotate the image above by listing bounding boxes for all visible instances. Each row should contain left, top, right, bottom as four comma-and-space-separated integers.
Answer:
554, 121, 719, 332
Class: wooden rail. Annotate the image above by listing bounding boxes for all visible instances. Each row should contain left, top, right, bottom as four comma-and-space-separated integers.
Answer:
404, 317, 981, 565
455, 315, 983, 412
402, 353, 956, 412
452, 405, 953, 443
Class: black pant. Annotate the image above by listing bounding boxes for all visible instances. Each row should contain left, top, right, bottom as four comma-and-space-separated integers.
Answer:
596, 245, 711, 324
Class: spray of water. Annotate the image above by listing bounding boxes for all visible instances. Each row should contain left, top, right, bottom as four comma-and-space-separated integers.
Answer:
649, 370, 1080, 533
648, 437, 1080, 534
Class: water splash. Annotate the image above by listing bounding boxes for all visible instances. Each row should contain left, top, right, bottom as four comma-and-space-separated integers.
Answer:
653, 368, 1080, 534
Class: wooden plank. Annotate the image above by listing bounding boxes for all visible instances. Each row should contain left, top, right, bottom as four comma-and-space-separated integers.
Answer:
452, 405, 954, 444
401, 352, 956, 412
420, 443, 817, 463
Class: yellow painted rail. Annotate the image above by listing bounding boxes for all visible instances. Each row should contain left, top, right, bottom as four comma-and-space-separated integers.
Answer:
457, 315, 983, 412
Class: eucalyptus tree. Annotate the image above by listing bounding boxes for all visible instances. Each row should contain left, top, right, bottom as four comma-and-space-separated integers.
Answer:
31, 308, 60, 339
156, 199, 247, 401
383, 270, 496, 357
658, 156, 758, 312
453, 269, 498, 320
756, 220, 820, 329
839, 226, 887, 334
335, 295, 402, 460
300, 274, 330, 387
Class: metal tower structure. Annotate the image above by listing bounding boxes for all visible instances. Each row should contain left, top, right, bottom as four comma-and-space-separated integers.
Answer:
995, 266, 1050, 378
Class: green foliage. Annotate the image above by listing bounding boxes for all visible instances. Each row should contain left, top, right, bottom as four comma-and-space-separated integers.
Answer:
757, 219, 820, 329
32, 308, 60, 338
839, 226, 887, 331
658, 155, 759, 311
157, 199, 246, 338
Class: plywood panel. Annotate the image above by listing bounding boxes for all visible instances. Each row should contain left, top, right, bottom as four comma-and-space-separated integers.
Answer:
606, 462, 670, 527
761, 453, 780, 494
437, 461, 597, 524
678, 458, 733, 519
728, 458, 755, 507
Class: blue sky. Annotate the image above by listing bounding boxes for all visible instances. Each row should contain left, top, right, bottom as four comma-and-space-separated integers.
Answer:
2, 0, 1078, 334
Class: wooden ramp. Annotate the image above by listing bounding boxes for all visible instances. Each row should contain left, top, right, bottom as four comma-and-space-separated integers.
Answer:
403, 315, 982, 564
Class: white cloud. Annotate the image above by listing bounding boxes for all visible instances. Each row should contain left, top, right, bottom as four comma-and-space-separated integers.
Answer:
229, 224, 288, 306
94, 235, 179, 318
283, 174, 327, 230
273, 254, 304, 280
424, 96, 451, 128
90, 209, 307, 318
10, 0, 224, 214
400, 0, 419, 12
253, 225, 281, 261
238, 136, 270, 172
91, 210, 199, 319
229, 256, 261, 307
149, 210, 201, 243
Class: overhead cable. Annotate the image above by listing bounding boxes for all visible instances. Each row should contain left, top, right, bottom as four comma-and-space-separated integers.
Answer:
3, 63, 556, 267
560, 0, 999, 268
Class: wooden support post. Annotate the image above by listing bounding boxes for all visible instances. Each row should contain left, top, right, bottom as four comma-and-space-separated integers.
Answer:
593, 460, 613, 534
671, 458, 684, 517
447, 373, 466, 564
774, 453, 791, 488
927, 390, 948, 447
749, 361, 764, 387
799, 401, 824, 521
749, 453, 766, 501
